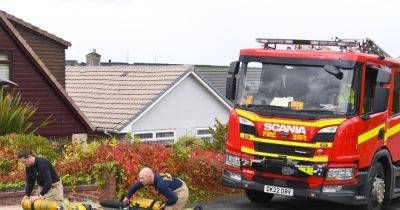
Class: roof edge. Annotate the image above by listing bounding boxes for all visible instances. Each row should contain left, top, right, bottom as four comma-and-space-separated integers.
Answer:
0, 13, 94, 132
0, 10, 71, 47
191, 71, 233, 110
117, 65, 194, 133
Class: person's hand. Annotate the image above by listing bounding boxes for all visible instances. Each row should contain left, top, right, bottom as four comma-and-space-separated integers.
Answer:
123, 197, 130, 205
160, 204, 166, 209
29, 196, 40, 203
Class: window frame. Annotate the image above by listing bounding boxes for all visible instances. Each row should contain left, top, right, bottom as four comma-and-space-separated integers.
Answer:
132, 130, 175, 142
0, 52, 12, 81
133, 132, 154, 140
361, 64, 380, 115
196, 127, 213, 141
391, 71, 400, 117
155, 130, 175, 141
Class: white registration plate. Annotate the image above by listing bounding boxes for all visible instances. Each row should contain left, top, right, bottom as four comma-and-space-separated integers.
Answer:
264, 185, 294, 196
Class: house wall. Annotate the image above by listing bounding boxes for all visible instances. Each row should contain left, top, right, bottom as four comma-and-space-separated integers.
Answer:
130, 74, 230, 141
12, 23, 67, 88
0, 20, 87, 138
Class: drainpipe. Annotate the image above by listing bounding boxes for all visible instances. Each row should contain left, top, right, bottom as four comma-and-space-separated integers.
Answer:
97, 128, 113, 137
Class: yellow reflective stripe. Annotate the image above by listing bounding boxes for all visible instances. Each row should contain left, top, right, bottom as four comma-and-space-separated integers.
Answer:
236, 109, 345, 127
357, 124, 385, 144
241, 147, 328, 162
296, 166, 314, 175
240, 133, 332, 148
387, 123, 400, 138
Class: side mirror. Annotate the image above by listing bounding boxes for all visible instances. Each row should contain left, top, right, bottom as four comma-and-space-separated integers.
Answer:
226, 76, 236, 101
323, 64, 343, 79
228, 61, 240, 75
372, 87, 389, 113
376, 68, 391, 84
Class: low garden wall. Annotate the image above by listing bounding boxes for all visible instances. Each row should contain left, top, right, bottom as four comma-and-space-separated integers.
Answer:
0, 173, 116, 206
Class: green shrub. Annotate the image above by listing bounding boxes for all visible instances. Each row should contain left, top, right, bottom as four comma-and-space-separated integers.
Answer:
173, 135, 204, 160
0, 158, 13, 175
174, 135, 204, 149
205, 118, 228, 152
0, 87, 51, 135
0, 134, 60, 162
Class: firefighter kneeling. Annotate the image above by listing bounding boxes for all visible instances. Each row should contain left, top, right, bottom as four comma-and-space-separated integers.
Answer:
17, 150, 67, 209
124, 167, 189, 210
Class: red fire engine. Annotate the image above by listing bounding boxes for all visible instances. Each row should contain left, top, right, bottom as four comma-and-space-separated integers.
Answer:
222, 38, 400, 210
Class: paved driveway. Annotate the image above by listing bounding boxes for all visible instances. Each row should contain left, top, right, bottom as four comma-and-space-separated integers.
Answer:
192, 194, 400, 210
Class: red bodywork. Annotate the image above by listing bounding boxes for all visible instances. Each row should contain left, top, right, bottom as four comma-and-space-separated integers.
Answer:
226, 48, 400, 189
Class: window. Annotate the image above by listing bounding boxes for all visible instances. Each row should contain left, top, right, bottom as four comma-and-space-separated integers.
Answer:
196, 128, 213, 141
393, 72, 400, 115
363, 66, 379, 114
0, 53, 10, 80
156, 131, 174, 139
197, 129, 210, 136
134, 133, 153, 140
132, 130, 175, 142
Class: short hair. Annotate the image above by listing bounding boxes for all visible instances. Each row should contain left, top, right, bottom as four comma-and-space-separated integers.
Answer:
17, 150, 34, 159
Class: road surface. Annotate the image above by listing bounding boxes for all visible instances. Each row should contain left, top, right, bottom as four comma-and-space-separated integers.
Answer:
191, 194, 400, 210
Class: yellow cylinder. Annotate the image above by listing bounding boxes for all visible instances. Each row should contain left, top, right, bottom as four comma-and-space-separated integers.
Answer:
68, 203, 87, 210
21, 198, 32, 210
21, 198, 59, 210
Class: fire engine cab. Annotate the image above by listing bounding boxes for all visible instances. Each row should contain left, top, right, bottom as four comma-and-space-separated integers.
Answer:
222, 38, 400, 210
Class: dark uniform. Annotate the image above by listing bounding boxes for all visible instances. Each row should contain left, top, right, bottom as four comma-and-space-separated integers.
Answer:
126, 173, 189, 210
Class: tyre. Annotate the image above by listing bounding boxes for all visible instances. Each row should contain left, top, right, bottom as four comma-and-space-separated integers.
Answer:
363, 163, 386, 210
245, 189, 274, 203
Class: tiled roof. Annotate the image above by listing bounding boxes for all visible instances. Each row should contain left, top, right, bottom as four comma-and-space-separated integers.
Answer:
0, 10, 71, 47
66, 65, 191, 131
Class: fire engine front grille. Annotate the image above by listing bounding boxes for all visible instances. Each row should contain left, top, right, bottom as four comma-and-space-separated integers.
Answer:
252, 158, 308, 178
254, 142, 315, 158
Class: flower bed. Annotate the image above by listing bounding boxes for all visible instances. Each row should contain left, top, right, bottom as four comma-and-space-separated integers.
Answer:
0, 135, 239, 203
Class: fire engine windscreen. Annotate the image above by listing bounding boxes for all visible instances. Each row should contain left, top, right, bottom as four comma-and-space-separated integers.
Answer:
238, 63, 356, 116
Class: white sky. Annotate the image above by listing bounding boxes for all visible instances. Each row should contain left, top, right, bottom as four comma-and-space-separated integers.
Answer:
2, 0, 400, 65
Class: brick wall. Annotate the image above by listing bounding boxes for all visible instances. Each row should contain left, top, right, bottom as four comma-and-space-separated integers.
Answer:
0, 173, 116, 206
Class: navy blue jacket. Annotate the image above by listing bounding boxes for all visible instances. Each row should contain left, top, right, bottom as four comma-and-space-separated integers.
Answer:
126, 173, 183, 206
25, 157, 60, 196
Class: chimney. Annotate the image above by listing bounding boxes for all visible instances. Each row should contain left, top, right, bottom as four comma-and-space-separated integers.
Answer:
86, 49, 101, 66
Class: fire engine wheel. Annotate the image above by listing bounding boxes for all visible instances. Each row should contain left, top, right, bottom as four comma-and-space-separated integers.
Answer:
245, 189, 274, 203
364, 163, 385, 210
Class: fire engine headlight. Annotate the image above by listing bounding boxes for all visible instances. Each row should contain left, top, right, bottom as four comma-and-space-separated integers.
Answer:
326, 168, 354, 180
318, 126, 338, 133
225, 170, 242, 181
311, 126, 338, 142
239, 117, 255, 135
225, 153, 242, 167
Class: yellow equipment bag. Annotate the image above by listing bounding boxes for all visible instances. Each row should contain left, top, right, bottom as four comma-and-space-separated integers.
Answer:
22, 198, 91, 210
131, 197, 163, 210
22, 198, 58, 210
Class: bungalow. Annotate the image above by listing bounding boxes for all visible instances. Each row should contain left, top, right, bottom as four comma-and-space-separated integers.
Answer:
0, 10, 94, 139
66, 62, 232, 142
194, 65, 232, 104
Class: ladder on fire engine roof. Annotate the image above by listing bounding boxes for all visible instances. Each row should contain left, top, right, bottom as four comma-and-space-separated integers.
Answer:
255, 37, 392, 58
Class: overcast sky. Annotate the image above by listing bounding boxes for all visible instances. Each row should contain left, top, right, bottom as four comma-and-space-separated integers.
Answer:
2, 0, 400, 65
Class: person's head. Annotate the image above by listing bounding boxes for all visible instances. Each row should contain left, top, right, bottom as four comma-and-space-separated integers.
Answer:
138, 167, 154, 185
17, 150, 35, 167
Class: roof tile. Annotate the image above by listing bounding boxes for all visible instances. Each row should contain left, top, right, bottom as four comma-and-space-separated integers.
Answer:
66, 65, 190, 130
